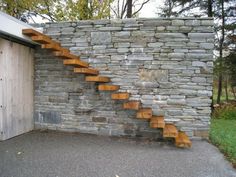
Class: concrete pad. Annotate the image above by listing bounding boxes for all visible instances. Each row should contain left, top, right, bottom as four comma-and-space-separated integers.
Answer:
0, 131, 235, 177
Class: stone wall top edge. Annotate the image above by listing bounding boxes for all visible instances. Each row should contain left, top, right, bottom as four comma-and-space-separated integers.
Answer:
40, 17, 213, 25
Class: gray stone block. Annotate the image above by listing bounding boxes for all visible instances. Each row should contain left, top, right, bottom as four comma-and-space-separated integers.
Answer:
147, 42, 164, 48
200, 43, 214, 49
99, 27, 122, 31
201, 20, 214, 26
114, 31, 130, 38
36, 111, 62, 124
172, 20, 184, 26
188, 33, 214, 39
155, 33, 187, 39
91, 32, 111, 44
117, 48, 129, 53
156, 26, 165, 31
192, 61, 206, 67
143, 20, 171, 26
127, 54, 153, 61
167, 99, 186, 105
185, 20, 201, 26
139, 69, 168, 82
192, 77, 207, 83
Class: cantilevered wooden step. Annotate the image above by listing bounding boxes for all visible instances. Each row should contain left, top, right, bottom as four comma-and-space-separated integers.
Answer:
163, 124, 178, 138
53, 50, 80, 59
136, 108, 152, 119
150, 116, 165, 128
123, 101, 140, 110
41, 43, 67, 52
98, 85, 120, 91
23, 29, 61, 46
175, 132, 192, 148
85, 76, 110, 83
31, 35, 52, 44
23, 29, 47, 37
111, 92, 130, 100
74, 68, 99, 75
64, 59, 89, 68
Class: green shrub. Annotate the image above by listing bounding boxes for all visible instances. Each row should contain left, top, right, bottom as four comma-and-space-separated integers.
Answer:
212, 105, 236, 120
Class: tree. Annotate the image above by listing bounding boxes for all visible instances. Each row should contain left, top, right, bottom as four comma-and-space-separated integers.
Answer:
157, 0, 179, 17
111, 0, 151, 19
0, 0, 56, 22
226, 52, 236, 99
213, 0, 236, 103
127, 0, 132, 18
157, 0, 213, 17
0, 0, 113, 22
225, 34, 236, 99
55, 0, 113, 21
208, 0, 213, 17
216, 0, 225, 104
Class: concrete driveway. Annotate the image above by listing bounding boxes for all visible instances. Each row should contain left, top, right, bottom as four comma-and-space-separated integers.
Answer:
0, 131, 235, 177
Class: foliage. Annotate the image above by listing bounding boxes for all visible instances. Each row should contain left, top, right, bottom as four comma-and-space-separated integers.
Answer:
157, 0, 211, 17
157, 0, 176, 17
210, 119, 236, 165
0, 0, 113, 22
212, 105, 236, 120
0, 0, 57, 22
214, 52, 236, 86
55, 0, 113, 21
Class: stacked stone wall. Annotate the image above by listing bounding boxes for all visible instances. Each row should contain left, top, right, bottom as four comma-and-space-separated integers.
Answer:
34, 18, 214, 139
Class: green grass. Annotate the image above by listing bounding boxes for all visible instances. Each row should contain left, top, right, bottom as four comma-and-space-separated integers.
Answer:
212, 105, 236, 120
210, 110, 236, 166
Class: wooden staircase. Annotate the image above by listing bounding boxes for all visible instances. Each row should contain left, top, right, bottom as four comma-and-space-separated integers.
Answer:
22, 29, 192, 148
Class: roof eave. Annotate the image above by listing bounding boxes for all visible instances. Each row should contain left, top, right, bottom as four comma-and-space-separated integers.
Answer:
0, 11, 41, 45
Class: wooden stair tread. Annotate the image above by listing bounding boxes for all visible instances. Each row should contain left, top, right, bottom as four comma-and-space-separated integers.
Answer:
85, 76, 110, 82
111, 93, 130, 100
41, 44, 69, 52
23, 29, 47, 37
175, 132, 192, 148
31, 35, 52, 44
23, 29, 61, 46
53, 51, 80, 59
136, 108, 152, 119
150, 116, 165, 128
123, 101, 140, 110
74, 68, 99, 75
63, 59, 89, 68
98, 85, 120, 91
163, 124, 178, 138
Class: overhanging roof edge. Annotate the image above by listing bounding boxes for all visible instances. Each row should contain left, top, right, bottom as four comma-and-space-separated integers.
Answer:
0, 11, 41, 45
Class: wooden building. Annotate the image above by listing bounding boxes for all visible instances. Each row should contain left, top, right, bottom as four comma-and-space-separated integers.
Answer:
0, 12, 38, 140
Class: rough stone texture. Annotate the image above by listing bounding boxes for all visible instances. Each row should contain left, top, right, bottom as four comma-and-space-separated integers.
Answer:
139, 69, 168, 82
91, 32, 111, 44
34, 18, 214, 139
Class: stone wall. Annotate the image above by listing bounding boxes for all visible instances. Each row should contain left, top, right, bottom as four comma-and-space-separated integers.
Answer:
34, 18, 214, 139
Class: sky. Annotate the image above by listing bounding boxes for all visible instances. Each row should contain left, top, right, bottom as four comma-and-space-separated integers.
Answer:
139, 0, 164, 17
